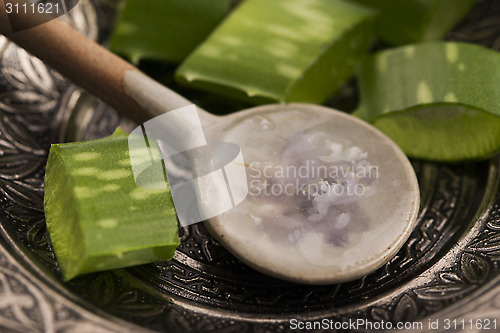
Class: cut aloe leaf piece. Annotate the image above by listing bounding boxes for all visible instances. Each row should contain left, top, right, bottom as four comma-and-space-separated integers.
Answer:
44, 129, 179, 281
357, 42, 500, 162
349, 0, 476, 45
109, 0, 231, 63
176, 0, 376, 104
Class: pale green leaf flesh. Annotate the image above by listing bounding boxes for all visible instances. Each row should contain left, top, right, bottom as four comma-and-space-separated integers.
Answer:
357, 42, 500, 161
44, 129, 179, 281
176, 0, 376, 104
109, 0, 230, 63
349, 0, 476, 45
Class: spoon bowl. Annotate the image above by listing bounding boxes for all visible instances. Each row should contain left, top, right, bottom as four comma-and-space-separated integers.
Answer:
209, 103, 419, 284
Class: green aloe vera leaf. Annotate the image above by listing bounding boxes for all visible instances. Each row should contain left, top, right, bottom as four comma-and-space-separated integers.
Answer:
44, 129, 179, 281
109, 0, 231, 63
349, 0, 476, 46
175, 0, 376, 105
356, 42, 500, 162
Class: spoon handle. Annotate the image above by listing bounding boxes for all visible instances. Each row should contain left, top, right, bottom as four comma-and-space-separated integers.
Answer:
0, 1, 196, 124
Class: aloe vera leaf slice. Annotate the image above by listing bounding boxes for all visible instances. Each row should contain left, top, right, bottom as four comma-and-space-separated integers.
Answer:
175, 0, 376, 105
44, 129, 179, 281
348, 0, 476, 46
356, 42, 500, 162
109, 0, 231, 64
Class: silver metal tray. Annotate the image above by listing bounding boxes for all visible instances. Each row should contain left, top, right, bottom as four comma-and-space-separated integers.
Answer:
1, 0, 500, 332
